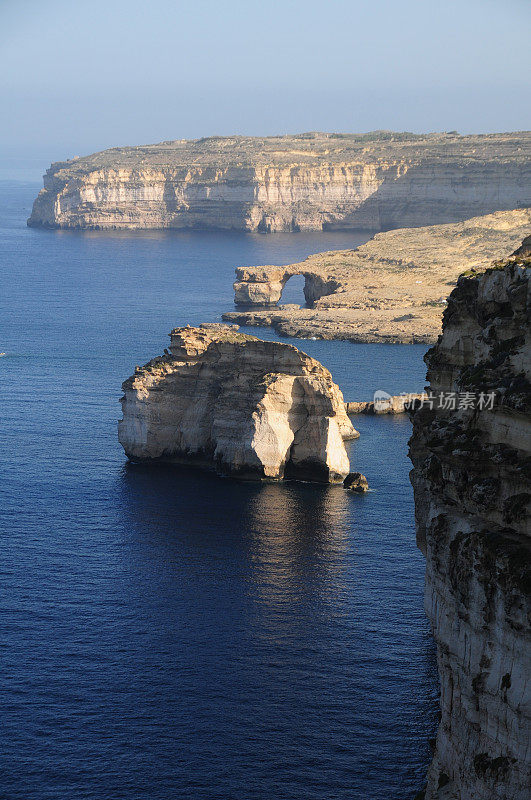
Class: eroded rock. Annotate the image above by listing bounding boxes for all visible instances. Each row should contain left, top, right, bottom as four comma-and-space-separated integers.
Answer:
224, 209, 531, 343
344, 472, 369, 492
118, 324, 359, 482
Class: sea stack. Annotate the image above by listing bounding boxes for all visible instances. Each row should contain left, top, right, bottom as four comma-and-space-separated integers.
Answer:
409, 242, 530, 799
118, 324, 358, 482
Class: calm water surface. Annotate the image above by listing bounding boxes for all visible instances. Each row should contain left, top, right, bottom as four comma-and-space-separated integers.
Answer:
0, 183, 438, 800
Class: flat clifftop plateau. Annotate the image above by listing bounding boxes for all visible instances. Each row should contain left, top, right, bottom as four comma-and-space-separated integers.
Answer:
118, 323, 358, 482
409, 244, 531, 799
223, 208, 531, 343
28, 131, 531, 231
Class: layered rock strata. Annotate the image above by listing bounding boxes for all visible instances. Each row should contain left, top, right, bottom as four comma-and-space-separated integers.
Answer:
224, 209, 531, 343
28, 131, 531, 231
118, 324, 358, 482
409, 245, 531, 799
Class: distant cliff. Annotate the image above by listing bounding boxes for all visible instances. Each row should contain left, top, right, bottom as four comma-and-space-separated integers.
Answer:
28, 131, 531, 232
118, 323, 358, 482
409, 243, 530, 799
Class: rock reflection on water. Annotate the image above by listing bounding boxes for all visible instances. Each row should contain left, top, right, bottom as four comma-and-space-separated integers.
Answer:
117, 463, 355, 650
242, 481, 351, 617
113, 431, 434, 800
118, 463, 352, 611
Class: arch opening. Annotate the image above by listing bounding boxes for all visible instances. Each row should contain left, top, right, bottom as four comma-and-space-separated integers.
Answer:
279, 274, 307, 307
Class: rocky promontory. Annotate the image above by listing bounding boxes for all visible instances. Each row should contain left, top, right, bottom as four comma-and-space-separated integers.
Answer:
345, 393, 426, 414
28, 131, 530, 231
409, 243, 530, 798
224, 209, 531, 343
118, 324, 358, 482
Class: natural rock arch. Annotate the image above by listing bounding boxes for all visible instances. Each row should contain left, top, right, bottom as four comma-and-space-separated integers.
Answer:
233, 266, 341, 308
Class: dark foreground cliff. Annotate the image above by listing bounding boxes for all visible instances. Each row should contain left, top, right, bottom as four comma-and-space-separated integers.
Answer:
409, 241, 530, 799
28, 131, 531, 232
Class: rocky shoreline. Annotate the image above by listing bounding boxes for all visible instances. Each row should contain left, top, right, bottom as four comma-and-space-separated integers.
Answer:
345, 393, 426, 414
223, 209, 531, 344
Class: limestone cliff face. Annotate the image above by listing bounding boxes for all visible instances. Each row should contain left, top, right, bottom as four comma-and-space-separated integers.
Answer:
409, 248, 530, 799
118, 324, 358, 482
28, 132, 531, 231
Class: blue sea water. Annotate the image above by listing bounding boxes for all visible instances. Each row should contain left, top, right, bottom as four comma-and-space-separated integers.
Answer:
0, 182, 438, 800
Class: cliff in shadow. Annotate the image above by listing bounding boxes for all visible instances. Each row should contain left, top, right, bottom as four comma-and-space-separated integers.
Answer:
409, 240, 530, 799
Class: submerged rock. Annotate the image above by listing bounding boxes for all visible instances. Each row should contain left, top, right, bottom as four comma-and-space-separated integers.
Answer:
118, 324, 359, 482
344, 472, 369, 493
409, 243, 531, 799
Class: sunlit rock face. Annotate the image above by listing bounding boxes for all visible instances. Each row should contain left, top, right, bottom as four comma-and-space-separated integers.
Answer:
28, 132, 531, 231
224, 209, 531, 344
118, 324, 358, 482
409, 244, 531, 800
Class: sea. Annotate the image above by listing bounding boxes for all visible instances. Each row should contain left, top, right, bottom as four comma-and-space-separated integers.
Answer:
0, 181, 439, 800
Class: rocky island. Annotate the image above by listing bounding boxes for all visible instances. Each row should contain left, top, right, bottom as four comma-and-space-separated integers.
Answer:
118, 324, 358, 482
28, 131, 530, 232
224, 208, 531, 343
409, 239, 530, 799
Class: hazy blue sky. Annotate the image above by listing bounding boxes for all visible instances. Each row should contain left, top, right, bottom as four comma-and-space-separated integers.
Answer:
1, 0, 530, 175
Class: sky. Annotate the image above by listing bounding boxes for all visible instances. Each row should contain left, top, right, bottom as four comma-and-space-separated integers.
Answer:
1, 0, 530, 177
